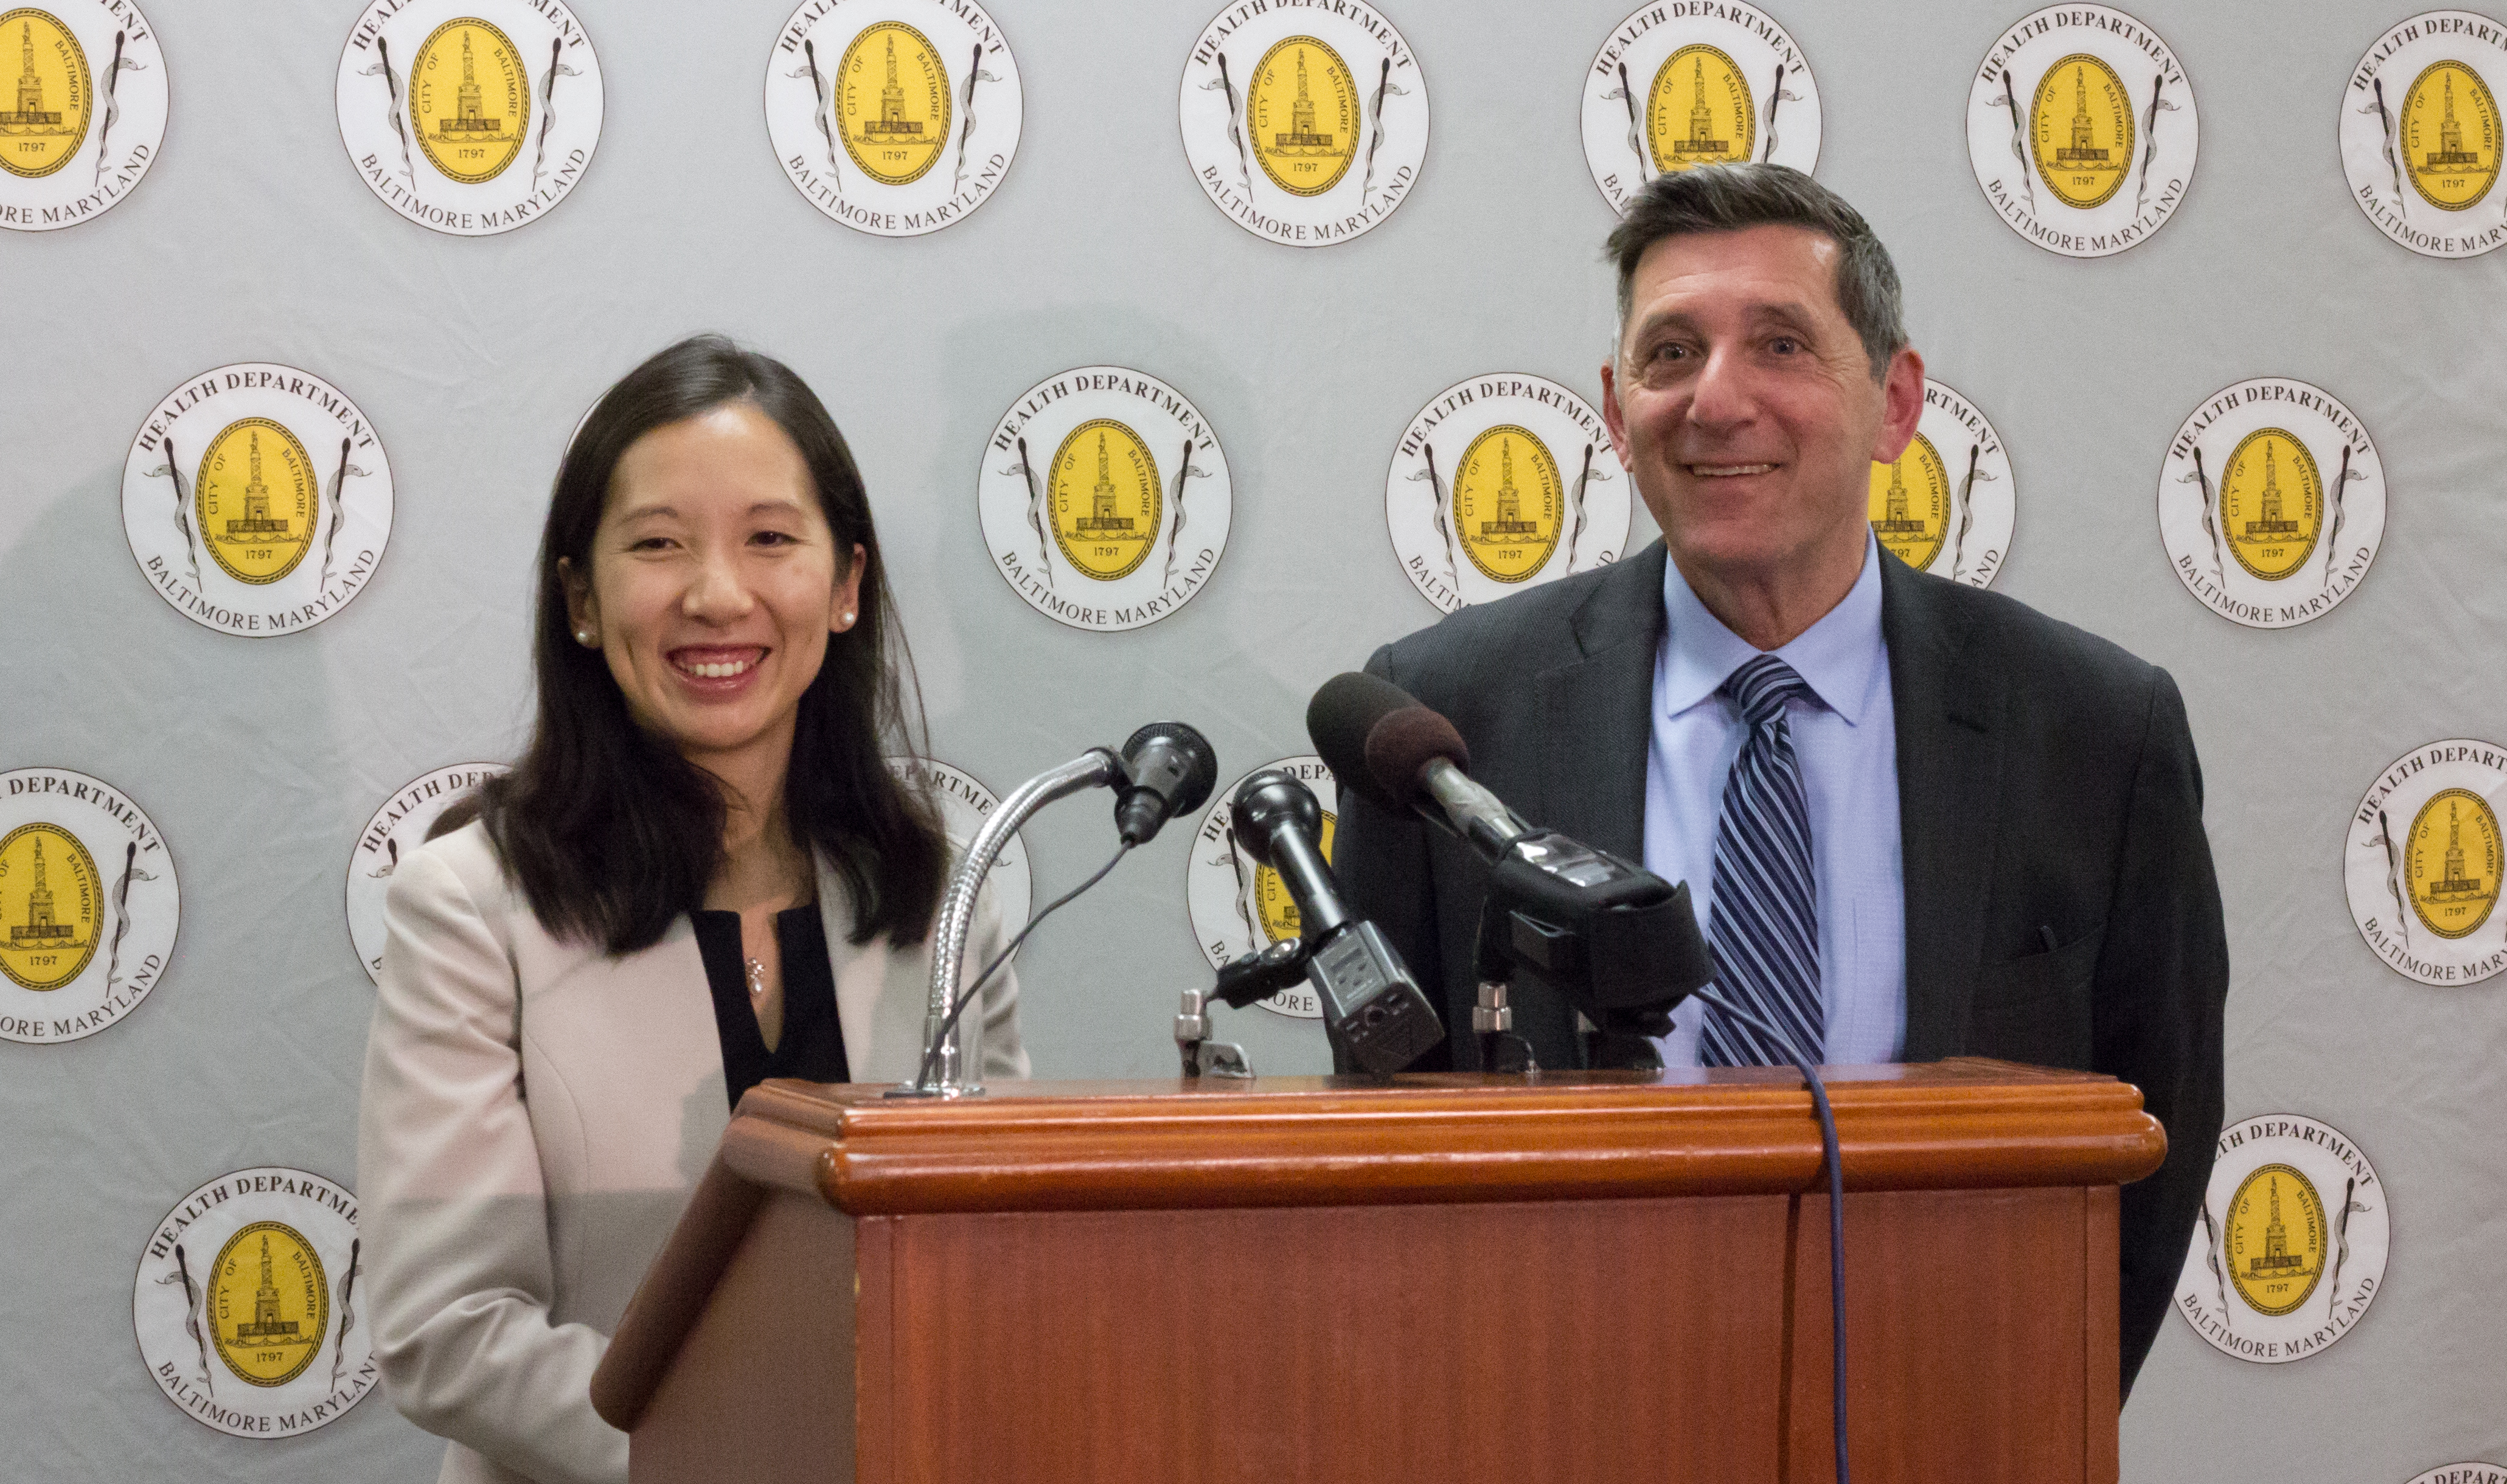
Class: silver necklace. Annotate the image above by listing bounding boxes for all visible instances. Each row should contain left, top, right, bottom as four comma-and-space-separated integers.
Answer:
743, 957, 767, 1000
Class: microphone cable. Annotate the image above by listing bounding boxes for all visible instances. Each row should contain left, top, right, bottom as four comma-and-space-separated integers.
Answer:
1686, 985, 1851, 1484
913, 837, 1134, 1090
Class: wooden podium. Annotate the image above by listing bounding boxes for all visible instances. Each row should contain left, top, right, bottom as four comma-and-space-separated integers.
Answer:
589, 1059, 2161, 1483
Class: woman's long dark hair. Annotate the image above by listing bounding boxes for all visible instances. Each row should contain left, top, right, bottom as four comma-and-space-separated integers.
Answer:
440, 335, 945, 952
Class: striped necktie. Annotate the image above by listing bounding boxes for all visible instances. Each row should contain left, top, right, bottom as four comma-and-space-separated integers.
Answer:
1699, 653, 1824, 1068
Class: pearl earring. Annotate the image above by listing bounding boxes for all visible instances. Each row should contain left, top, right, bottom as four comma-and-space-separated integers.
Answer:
576, 629, 595, 646
841, 610, 857, 628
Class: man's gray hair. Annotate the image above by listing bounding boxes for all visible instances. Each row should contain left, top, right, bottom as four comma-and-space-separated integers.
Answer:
1605, 163, 1907, 382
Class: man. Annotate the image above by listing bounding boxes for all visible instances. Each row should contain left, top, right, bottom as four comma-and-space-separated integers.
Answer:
1333, 164, 2226, 1395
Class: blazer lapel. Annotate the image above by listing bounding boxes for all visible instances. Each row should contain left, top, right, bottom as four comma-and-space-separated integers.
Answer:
1882, 553, 2006, 1061
1533, 543, 1669, 862
816, 862, 914, 1085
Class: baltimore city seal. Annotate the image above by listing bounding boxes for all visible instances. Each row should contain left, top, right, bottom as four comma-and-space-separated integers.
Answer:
2174, 1113, 2389, 1364
978, 366, 1233, 633
2157, 376, 2385, 629
344, 762, 506, 985
134, 1167, 376, 1437
120, 362, 395, 637
0, 766, 178, 1044
1383, 372, 1629, 613
1966, 5, 2199, 257
1579, 1, 1823, 215
0, 0, 168, 231
766, 0, 1023, 237
2342, 10, 2507, 258
2346, 738, 2507, 987
334, 0, 603, 235
1869, 378, 2017, 589
1178, 0, 1428, 246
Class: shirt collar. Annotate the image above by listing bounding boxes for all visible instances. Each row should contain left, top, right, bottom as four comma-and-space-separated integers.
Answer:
1658, 529, 1886, 725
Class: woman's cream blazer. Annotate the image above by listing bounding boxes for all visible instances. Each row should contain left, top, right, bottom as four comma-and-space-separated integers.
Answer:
355, 819, 1027, 1484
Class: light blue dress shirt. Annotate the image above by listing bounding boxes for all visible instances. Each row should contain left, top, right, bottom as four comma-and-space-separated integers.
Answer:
1643, 533, 1906, 1067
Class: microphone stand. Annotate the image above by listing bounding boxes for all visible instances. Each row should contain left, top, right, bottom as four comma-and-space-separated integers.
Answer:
892, 748, 1122, 1098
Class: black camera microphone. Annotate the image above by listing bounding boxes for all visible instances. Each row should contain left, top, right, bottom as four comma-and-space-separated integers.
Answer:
1228, 768, 1444, 1075
1113, 722, 1219, 845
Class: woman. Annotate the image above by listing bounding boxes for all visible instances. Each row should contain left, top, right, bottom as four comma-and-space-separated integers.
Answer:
356, 336, 1026, 1484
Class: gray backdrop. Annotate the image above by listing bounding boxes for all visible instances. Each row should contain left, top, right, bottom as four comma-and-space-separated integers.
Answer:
2, 0, 2502, 1479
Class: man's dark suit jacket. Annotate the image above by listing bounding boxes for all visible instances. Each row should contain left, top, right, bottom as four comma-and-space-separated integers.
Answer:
1334, 539, 2228, 1396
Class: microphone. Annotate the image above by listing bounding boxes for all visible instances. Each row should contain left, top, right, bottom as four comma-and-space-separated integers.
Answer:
1113, 722, 1219, 845
1228, 768, 1444, 1075
1307, 672, 1714, 1057
1307, 671, 1528, 859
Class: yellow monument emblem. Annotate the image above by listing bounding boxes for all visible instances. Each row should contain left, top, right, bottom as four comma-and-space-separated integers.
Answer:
1255, 810, 1335, 944
1453, 426, 1562, 584
0, 9, 90, 180
210, 1221, 329, 1388
1250, 37, 1357, 198
2403, 60, 2501, 212
196, 418, 317, 586
0, 822, 99, 991
1048, 419, 1162, 581
2220, 429, 2321, 582
412, 19, 529, 185
2225, 1163, 2326, 1318
1647, 44, 1754, 173
1868, 432, 1950, 572
2407, 787, 2502, 940
840, 22, 950, 186
2031, 54, 2132, 209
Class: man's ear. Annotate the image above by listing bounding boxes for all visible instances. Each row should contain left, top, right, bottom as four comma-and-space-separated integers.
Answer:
1870, 345, 1927, 464
1600, 356, 1634, 470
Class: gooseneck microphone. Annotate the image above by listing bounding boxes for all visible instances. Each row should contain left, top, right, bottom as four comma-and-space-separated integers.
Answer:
1113, 722, 1219, 845
1227, 769, 1444, 1075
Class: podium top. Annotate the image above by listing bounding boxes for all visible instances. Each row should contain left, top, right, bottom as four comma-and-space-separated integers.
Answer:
717, 1058, 2163, 1217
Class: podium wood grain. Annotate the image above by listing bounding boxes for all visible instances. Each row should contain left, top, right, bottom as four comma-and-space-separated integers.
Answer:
593, 1060, 2160, 1484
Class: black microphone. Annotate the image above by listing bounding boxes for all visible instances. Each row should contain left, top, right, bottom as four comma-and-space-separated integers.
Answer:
1307, 671, 1528, 859
1113, 722, 1218, 845
1228, 768, 1444, 1075
1307, 672, 1713, 1050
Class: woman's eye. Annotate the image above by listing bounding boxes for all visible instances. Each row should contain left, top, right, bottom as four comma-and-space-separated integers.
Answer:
751, 530, 796, 547
629, 536, 672, 552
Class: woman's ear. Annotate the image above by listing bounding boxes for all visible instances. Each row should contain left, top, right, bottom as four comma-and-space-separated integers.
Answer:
559, 556, 600, 645
832, 543, 867, 633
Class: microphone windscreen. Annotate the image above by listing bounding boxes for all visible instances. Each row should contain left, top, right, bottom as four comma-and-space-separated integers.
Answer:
1306, 671, 1470, 814
1307, 672, 1417, 811
1363, 706, 1469, 812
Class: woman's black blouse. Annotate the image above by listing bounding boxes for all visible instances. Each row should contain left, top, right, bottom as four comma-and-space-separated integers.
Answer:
689, 904, 850, 1109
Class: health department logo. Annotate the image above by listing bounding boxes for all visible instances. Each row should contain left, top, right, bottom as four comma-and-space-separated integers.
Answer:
120, 363, 395, 637
1580, 2, 1821, 215
0, 768, 176, 1044
2346, 739, 2507, 986
344, 762, 506, 984
887, 756, 1032, 929
2175, 1114, 2387, 1364
335, 0, 602, 236
2156, 377, 2384, 629
978, 366, 1232, 633
0, 0, 165, 231
1184, 756, 1337, 1020
133, 1168, 375, 1438
2407, 1466, 2507, 1484
2343, 12, 2507, 258
1384, 374, 1629, 613
1966, 5, 2197, 257
1179, 0, 1427, 246
766, 0, 1021, 237
1870, 379, 2015, 588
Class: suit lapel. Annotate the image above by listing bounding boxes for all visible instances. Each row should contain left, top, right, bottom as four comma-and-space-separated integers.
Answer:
1534, 543, 1669, 862
1882, 553, 2006, 1061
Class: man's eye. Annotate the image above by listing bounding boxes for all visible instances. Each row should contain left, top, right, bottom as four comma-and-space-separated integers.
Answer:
1770, 337, 1799, 355
1650, 342, 1688, 363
